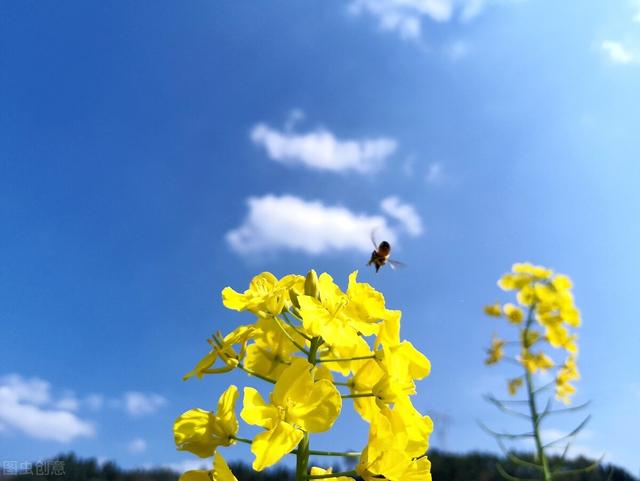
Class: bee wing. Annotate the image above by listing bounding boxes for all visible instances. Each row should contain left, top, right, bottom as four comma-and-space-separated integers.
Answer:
370, 229, 378, 249
388, 259, 407, 270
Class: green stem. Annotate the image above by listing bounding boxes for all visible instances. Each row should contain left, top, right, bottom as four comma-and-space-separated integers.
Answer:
342, 393, 376, 399
523, 305, 552, 481
274, 315, 309, 355
333, 381, 351, 386
236, 364, 277, 384
295, 336, 322, 481
306, 450, 360, 458
306, 471, 359, 479
296, 431, 310, 481
283, 311, 313, 341
318, 354, 376, 363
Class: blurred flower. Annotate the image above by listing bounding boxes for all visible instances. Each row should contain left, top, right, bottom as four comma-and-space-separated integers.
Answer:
503, 303, 524, 324
485, 336, 505, 365
484, 303, 502, 317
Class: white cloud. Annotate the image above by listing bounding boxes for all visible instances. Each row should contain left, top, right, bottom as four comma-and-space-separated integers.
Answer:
348, 0, 452, 40
601, 41, 634, 64
380, 196, 423, 236
123, 392, 167, 417
0, 374, 95, 443
347, 0, 522, 39
250, 120, 397, 174
161, 460, 210, 473
128, 437, 148, 454
227, 194, 398, 255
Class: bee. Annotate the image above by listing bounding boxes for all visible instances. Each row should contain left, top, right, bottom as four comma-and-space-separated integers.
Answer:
367, 232, 406, 272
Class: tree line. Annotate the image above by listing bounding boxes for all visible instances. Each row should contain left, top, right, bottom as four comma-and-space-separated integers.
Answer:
2, 451, 636, 481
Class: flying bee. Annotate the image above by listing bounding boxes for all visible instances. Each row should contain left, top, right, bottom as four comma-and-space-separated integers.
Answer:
367, 232, 406, 272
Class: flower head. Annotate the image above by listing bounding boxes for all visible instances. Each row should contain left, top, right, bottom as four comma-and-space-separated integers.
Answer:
174, 385, 239, 458
222, 272, 303, 317
241, 358, 342, 471
484, 263, 581, 401
357, 410, 432, 481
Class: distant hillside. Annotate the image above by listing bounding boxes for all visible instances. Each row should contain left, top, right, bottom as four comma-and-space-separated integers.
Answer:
2, 451, 636, 481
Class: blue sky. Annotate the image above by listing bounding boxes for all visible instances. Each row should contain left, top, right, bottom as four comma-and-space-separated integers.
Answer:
1, 0, 639, 475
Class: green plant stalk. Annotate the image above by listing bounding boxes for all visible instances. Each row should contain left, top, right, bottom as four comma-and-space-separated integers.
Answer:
296, 337, 321, 481
523, 306, 552, 481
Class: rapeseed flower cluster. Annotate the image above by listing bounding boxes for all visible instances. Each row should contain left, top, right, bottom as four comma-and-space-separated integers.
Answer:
483, 262, 581, 404
173, 270, 432, 481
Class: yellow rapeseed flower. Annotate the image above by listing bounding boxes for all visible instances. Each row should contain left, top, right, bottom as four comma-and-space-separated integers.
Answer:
242, 316, 304, 380
174, 385, 239, 458
222, 272, 304, 317
348, 359, 385, 421
485, 336, 505, 365
183, 326, 255, 381
357, 410, 432, 481
240, 358, 342, 471
484, 303, 502, 317
555, 355, 580, 404
520, 328, 541, 348
503, 303, 524, 324
374, 312, 431, 381
512, 262, 553, 279
342, 271, 390, 336
507, 377, 523, 396
520, 350, 554, 374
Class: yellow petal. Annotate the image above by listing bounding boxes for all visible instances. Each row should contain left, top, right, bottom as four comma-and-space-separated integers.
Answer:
290, 378, 342, 432
251, 421, 303, 471
375, 311, 401, 348
221, 287, 249, 311
310, 467, 355, 481
272, 358, 314, 409
390, 397, 434, 457
394, 341, 431, 380
403, 456, 432, 481
179, 471, 210, 481
213, 452, 238, 481
174, 409, 218, 458
215, 385, 239, 439
243, 344, 289, 380
183, 350, 219, 381
240, 387, 279, 430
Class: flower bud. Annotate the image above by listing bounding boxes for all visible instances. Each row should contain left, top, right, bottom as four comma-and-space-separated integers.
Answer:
304, 269, 319, 299
289, 288, 301, 309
